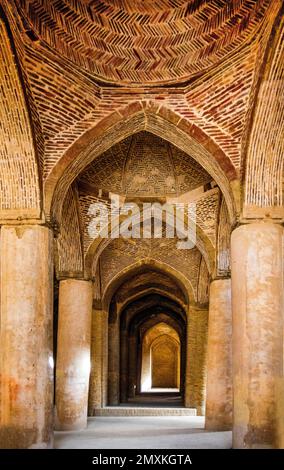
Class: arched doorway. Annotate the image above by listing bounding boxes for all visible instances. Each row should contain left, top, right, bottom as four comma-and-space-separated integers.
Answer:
141, 322, 180, 392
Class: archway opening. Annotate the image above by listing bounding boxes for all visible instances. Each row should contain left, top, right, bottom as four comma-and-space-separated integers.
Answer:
106, 263, 188, 409
141, 322, 181, 392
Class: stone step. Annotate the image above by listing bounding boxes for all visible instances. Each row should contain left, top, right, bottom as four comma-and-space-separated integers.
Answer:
93, 407, 197, 417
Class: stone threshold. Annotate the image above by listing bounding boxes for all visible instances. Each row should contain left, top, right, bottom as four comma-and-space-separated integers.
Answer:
93, 407, 197, 417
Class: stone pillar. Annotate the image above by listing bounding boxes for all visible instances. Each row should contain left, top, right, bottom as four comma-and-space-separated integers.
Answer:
231, 222, 284, 449
108, 321, 120, 405
55, 279, 92, 431
128, 335, 138, 397
185, 305, 208, 415
88, 309, 108, 414
101, 311, 108, 407
120, 330, 128, 403
276, 380, 284, 449
205, 279, 232, 430
140, 336, 151, 393
0, 225, 54, 449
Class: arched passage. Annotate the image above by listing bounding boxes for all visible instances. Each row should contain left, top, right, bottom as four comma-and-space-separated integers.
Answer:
141, 323, 181, 391
151, 334, 180, 389
119, 298, 186, 403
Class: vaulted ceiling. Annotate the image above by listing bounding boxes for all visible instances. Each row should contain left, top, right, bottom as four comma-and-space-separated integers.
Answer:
78, 131, 212, 197
1, 0, 281, 286
16, 0, 272, 85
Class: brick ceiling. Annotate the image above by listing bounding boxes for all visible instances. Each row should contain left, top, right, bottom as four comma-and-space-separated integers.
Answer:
78, 131, 212, 197
16, 0, 271, 85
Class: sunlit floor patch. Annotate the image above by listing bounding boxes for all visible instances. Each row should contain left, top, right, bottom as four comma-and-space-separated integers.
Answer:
54, 416, 232, 449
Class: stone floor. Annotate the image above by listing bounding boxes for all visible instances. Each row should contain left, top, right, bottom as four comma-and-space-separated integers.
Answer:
54, 416, 232, 449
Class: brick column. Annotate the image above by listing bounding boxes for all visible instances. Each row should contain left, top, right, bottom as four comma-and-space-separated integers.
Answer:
108, 321, 120, 405
185, 305, 208, 415
120, 330, 128, 403
88, 309, 108, 414
128, 335, 138, 397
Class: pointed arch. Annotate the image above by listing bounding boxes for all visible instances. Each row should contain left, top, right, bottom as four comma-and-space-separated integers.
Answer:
102, 258, 196, 309
45, 102, 237, 225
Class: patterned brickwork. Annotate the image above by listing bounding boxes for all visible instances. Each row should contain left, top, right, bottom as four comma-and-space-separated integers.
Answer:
244, 15, 284, 217
0, 14, 40, 218
37, 80, 239, 184
216, 197, 231, 277
186, 306, 208, 414
16, 0, 271, 85
22, 44, 101, 179
113, 270, 186, 306
197, 257, 210, 305
5, 0, 274, 193
99, 237, 202, 301
124, 133, 176, 196
56, 184, 83, 276
7, 35, 262, 224
195, 188, 220, 246
0, 0, 281, 226
79, 186, 218, 276
78, 192, 112, 257
2, 2, 45, 174
79, 136, 132, 195
184, 44, 259, 169
79, 131, 212, 197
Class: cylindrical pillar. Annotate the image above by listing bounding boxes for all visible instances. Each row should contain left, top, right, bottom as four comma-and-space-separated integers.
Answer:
108, 322, 120, 405
0, 225, 54, 449
88, 309, 108, 414
185, 306, 208, 415
231, 222, 283, 449
140, 336, 151, 393
120, 330, 128, 403
128, 335, 138, 397
55, 279, 93, 431
205, 279, 232, 430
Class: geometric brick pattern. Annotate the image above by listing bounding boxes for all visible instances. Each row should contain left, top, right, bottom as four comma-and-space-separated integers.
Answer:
22, 43, 100, 180
0, 0, 280, 227
197, 256, 210, 305
0, 15, 40, 219
6, 0, 277, 200
99, 237, 203, 301
195, 188, 220, 247
113, 270, 187, 306
244, 15, 284, 218
78, 184, 218, 269
16, 0, 271, 85
56, 184, 84, 277
184, 44, 259, 169
0, 0, 282, 293
216, 197, 231, 277
79, 131, 212, 197
48, 106, 237, 225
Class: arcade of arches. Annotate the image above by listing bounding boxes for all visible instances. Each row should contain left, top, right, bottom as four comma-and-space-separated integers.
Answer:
0, 0, 283, 450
